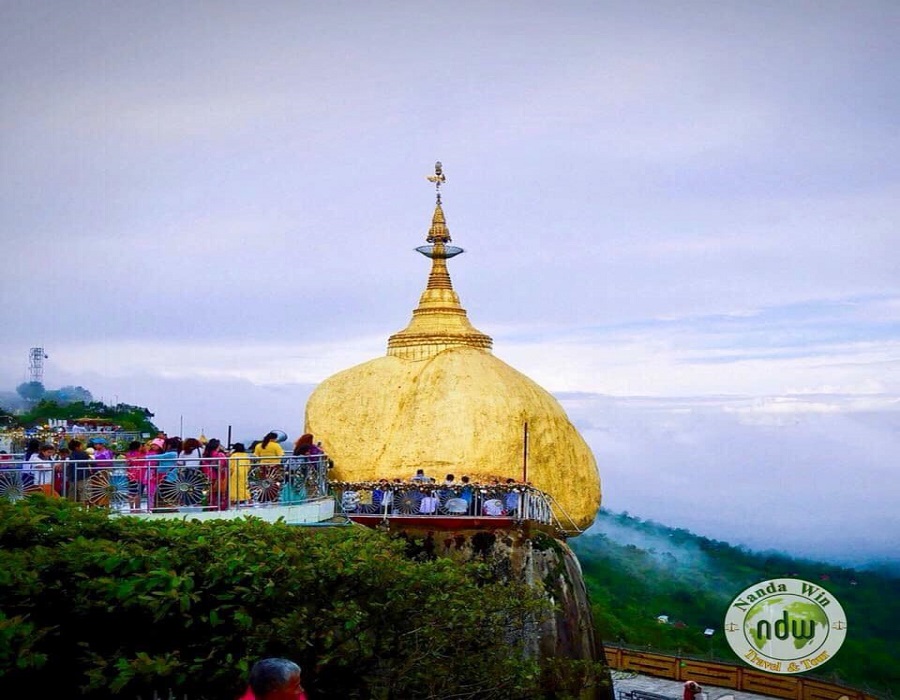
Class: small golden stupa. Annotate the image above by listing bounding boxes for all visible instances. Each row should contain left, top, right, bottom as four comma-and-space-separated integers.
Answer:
305, 163, 601, 530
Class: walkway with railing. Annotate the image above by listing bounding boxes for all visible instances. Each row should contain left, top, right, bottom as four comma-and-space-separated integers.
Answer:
0, 455, 330, 513
331, 480, 557, 527
0, 458, 567, 530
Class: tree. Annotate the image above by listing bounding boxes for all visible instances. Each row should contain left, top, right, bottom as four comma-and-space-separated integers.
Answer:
17, 400, 159, 434
44, 385, 93, 404
15, 381, 45, 402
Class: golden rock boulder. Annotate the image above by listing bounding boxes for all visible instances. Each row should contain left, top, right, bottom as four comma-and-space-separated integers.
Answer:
304, 178, 601, 531
305, 346, 601, 530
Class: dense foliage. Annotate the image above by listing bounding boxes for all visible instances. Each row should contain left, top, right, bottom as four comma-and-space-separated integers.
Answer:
14, 382, 94, 406
0, 498, 557, 699
2, 380, 159, 435
15, 399, 159, 434
15, 381, 48, 402
573, 510, 900, 696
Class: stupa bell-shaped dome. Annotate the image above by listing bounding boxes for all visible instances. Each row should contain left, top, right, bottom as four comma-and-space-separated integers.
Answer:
305, 166, 601, 530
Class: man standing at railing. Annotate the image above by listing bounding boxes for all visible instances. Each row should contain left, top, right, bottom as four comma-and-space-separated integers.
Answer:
460, 475, 474, 514
374, 479, 392, 514
504, 478, 521, 517
66, 439, 91, 501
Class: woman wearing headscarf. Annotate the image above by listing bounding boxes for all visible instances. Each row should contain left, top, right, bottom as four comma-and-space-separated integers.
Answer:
291, 433, 325, 498
281, 434, 315, 503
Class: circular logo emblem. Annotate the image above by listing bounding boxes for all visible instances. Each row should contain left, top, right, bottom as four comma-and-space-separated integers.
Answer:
724, 578, 847, 674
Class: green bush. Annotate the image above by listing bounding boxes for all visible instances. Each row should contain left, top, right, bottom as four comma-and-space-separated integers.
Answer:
0, 498, 551, 698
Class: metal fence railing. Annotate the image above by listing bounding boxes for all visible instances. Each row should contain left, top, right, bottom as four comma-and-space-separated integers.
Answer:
1, 456, 563, 530
0, 454, 330, 513
330, 481, 555, 526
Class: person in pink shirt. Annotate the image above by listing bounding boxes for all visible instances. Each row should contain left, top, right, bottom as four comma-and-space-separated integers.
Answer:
238, 658, 306, 700
201, 438, 229, 510
144, 443, 172, 509
124, 441, 148, 511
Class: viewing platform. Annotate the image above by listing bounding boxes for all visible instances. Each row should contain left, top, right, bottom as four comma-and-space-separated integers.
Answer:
0, 456, 574, 533
0, 455, 334, 525
331, 480, 565, 533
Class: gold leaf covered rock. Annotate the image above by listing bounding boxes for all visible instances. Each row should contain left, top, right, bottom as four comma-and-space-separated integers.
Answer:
305, 166, 601, 530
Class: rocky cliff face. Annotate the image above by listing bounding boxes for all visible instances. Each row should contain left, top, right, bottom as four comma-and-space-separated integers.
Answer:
388, 522, 614, 700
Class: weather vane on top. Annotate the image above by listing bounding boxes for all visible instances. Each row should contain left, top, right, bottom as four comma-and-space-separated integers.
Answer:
426, 161, 446, 204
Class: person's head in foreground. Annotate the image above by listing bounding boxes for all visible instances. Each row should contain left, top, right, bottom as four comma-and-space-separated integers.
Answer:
248, 658, 305, 700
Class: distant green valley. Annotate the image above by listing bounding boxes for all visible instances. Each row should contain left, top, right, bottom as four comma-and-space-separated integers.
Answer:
572, 510, 899, 696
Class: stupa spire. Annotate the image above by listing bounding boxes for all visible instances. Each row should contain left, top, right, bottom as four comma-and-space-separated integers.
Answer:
387, 162, 493, 360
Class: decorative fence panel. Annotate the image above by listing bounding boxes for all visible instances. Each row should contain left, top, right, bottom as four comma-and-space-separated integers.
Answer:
0, 454, 331, 513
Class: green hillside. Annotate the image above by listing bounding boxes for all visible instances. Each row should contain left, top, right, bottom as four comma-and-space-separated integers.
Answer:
572, 510, 900, 696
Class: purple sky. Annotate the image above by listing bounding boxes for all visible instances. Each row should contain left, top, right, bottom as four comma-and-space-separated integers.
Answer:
1, 2, 898, 564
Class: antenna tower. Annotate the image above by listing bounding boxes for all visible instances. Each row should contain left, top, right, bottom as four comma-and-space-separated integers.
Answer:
28, 347, 48, 384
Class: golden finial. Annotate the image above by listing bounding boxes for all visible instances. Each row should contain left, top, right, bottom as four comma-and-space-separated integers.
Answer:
426, 160, 446, 205
387, 162, 492, 359
425, 161, 451, 245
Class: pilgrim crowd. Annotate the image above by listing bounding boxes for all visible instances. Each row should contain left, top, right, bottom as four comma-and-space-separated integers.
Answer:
1, 433, 552, 522
0, 430, 328, 510
336, 470, 553, 521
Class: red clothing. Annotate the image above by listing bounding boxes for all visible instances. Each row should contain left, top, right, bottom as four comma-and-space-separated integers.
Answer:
125, 450, 149, 485
202, 448, 229, 510
238, 687, 307, 700
201, 448, 227, 481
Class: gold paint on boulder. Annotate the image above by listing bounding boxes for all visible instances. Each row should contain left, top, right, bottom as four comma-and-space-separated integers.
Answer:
306, 348, 600, 529
304, 165, 601, 530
